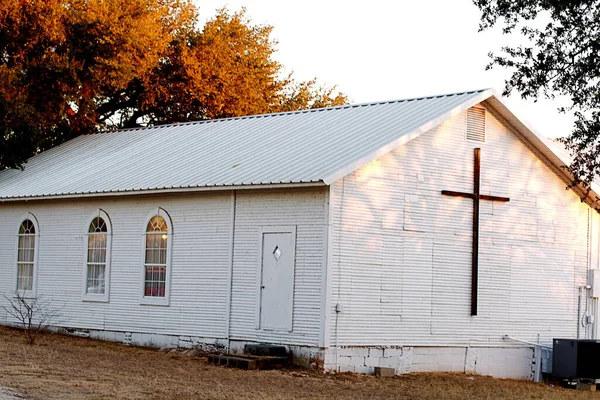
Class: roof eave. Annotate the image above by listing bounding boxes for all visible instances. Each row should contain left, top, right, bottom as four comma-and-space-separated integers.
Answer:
483, 95, 600, 211
0, 181, 327, 203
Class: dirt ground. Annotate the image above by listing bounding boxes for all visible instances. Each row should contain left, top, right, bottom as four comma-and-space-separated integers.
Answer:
0, 326, 597, 400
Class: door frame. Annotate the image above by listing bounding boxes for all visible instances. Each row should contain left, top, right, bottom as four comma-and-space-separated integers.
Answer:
255, 225, 297, 332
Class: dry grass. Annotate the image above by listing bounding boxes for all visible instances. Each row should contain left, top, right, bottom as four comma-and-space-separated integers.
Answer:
0, 326, 597, 400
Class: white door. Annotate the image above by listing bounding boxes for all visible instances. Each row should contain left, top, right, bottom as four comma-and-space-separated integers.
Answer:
257, 227, 296, 331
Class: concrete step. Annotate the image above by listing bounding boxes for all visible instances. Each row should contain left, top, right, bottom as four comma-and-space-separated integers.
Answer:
208, 353, 289, 370
244, 344, 288, 357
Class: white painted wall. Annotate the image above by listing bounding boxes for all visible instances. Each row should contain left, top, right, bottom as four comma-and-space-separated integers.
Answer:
328, 103, 591, 349
0, 187, 328, 348
229, 188, 327, 347
0, 192, 233, 339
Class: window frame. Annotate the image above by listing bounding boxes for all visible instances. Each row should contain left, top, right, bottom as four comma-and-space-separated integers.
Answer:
14, 213, 40, 296
140, 208, 173, 306
82, 210, 112, 302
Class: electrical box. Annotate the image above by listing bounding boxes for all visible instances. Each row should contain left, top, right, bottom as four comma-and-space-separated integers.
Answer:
590, 270, 600, 299
553, 339, 600, 380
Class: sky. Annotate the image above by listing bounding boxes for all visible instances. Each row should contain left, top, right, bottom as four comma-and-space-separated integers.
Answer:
196, 0, 573, 139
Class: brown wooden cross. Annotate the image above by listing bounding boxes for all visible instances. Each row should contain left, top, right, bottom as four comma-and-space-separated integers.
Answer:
441, 148, 509, 316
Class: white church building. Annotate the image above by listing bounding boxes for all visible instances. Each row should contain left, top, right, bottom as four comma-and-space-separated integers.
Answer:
1, 89, 599, 379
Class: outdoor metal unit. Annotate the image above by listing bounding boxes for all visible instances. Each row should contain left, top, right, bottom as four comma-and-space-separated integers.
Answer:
553, 339, 600, 380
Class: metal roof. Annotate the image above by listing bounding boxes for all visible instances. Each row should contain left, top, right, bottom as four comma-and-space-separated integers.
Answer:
0, 89, 491, 200
3, 87, 595, 206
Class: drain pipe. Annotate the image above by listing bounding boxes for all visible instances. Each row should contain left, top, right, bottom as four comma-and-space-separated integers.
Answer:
578, 286, 583, 338
578, 285, 593, 339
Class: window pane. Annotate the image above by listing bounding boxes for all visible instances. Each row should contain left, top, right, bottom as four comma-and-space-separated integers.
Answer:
95, 234, 107, 249
17, 219, 36, 291
87, 233, 107, 265
147, 215, 167, 232
86, 217, 108, 296
144, 266, 166, 298
17, 264, 33, 291
19, 220, 35, 235
89, 217, 108, 233
86, 264, 106, 294
144, 215, 168, 299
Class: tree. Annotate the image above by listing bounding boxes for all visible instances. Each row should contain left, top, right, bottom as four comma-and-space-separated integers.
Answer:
2, 291, 63, 345
0, 2, 347, 170
474, 0, 600, 188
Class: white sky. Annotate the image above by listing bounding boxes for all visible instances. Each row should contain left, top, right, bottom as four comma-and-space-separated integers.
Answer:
196, 0, 573, 139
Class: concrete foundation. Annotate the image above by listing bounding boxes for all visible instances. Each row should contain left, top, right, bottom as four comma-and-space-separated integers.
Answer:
51, 326, 536, 380
324, 345, 534, 379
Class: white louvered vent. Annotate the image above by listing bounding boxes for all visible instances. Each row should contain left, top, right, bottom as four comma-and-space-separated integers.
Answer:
466, 107, 486, 142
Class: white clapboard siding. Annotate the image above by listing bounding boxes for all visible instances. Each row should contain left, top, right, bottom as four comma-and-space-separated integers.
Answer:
0, 187, 329, 347
329, 104, 590, 347
0, 192, 233, 339
229, 188, 327, 346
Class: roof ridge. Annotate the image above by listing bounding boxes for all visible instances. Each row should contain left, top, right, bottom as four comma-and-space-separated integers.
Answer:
89, 88, 491, 135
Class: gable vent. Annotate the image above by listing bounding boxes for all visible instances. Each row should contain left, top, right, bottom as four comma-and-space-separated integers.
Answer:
466, 107, 486, 142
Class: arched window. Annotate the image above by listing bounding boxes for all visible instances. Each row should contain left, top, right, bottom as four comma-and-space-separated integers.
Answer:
83, 211, 111, 301
142, 209, 172, 305
17, 217, 38, 292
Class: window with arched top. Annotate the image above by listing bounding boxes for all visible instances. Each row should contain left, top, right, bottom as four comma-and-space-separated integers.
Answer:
83, 210, 112, 302
16, 217, 38, 292
142, 209, 172, 305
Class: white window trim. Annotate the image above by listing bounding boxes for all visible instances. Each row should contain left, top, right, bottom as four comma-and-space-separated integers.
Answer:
82, 209, 112, 303
139, 208, 173, 306
14, 213, 40, 297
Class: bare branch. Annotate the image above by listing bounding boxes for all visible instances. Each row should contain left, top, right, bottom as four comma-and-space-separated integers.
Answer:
2, 291, 64, 345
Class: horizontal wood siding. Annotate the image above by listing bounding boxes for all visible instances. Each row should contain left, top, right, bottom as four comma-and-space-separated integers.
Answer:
229, 188, 327, 346
330, 106, 590, 346
0, 192, 232, 339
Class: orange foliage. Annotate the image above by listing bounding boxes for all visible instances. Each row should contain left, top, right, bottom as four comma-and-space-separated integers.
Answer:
0, 2, 347, 169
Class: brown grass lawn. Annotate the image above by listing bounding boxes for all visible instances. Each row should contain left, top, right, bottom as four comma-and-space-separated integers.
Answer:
0, 326, 597, 400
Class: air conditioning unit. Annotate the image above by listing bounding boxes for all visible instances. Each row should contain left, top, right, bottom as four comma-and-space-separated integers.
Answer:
553, 339, 600, 380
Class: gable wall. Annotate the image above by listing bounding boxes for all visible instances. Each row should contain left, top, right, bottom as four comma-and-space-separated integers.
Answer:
329, 105, 590, 347
0, 187, 328, 348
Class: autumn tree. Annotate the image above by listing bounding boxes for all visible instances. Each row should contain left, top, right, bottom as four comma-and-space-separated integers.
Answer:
0, 1, 347, 170
475, 0, 600, 187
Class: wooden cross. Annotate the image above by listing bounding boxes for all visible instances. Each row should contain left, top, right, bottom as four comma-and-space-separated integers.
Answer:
441, 148, 509, 316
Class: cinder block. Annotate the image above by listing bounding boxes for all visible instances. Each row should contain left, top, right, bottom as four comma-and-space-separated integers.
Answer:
131, 333, 143, 345
346, 348, 369, 357
413, 347, 441, 356
413, 363, 437, 372
379, 357, 399, 369
355, 366, 374, 374
338, 356, 351, 366
374, 367, 395, 377
383, 348, 403, 357
439, 353, 463, 364
338, 364, 354, 373
447, 347, 467, 356
350, 356, 366, 367
369, 348, 384, 358
451, 363, 465, 372
411, 354, 438, 365
365, 356, 381, 367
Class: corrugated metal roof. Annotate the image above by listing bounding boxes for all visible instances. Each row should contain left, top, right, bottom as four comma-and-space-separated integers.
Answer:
0, 89, 504, 200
